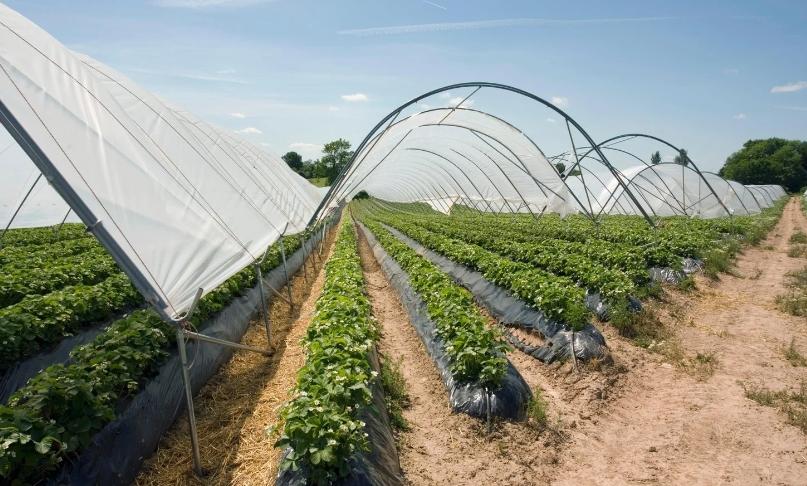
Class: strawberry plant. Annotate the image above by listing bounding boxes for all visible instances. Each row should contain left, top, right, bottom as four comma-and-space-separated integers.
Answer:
362, 220, 511, 383
276, 221, 378, 485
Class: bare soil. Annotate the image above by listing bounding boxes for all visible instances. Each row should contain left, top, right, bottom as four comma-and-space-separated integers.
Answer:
555, 197, 807, 485
356, 225, 618, 486
137, 199, 807, 485
135, 226, 339, 486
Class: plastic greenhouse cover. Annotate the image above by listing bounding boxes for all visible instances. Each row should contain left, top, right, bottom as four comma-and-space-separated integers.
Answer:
332, 107, 577, 216
0, 5, 323, 319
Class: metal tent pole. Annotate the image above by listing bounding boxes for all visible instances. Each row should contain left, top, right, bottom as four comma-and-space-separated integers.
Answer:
279, 238, 293, 307
0, 172, 42, 246
175, 288, 272, 477
54, 207, 72, 235
176, 326, 203, 476
254, 264, 272, 346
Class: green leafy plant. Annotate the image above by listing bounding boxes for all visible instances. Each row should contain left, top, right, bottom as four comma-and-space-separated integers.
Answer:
363, 220, 510, 385
276, 221, 380, 485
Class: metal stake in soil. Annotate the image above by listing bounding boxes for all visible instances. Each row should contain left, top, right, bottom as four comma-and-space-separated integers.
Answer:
254, 264, 271, 346
279, 239, 293, 307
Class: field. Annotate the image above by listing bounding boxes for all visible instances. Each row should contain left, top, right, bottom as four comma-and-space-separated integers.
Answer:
1, 196, 806, 485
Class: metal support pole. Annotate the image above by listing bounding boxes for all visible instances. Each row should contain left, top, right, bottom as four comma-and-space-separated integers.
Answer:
177, 327, 203, 477
183, 329, 273, 355
300, 236, 309, 283
254, 264, 271, 346
0, 172, 43, 245
279, 239, 293, 307
54, 207, 72, 235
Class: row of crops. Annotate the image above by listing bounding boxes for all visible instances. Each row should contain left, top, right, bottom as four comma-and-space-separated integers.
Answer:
0, 195, 787, 484
0, 223, 313, 483
354, 199, 785, 331
270, 196, 786, 482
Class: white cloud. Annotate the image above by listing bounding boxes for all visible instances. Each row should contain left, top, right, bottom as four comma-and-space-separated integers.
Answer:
289, 142, 323, 159
341, 93, 369, 102
448, 96, 475, 108
551, 96, 568, 108
338, 17, 674, 36
422, 0, 447, 10
546, 117, 557, 123
216, 68, 237, 75
153, 0, 270, 7
235, 126, 262, 134
733, 113, 747, 120
439, 92, 453, 99
723, 67, 740, 75
420, 103, 431, 110
230, 112, 246, 118
771, 81, 807, 93
328, 106, 340, 112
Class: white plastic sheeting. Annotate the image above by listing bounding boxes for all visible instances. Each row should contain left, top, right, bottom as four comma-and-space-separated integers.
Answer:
0, 4, 322, 319
329, 107, 580, 217
597, 163, 786, 218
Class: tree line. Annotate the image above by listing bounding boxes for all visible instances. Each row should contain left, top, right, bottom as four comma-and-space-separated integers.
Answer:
282, 138, 353, 186
281, 137, 807, 194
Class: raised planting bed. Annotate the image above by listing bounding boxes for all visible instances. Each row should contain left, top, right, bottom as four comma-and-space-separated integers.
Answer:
358, 220, 531, 420
379, 223, 608, 364
276, 220, 403, 486
0, 218, 335, 485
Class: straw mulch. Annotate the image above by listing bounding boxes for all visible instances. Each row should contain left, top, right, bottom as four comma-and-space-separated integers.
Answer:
135, 226, 339, 486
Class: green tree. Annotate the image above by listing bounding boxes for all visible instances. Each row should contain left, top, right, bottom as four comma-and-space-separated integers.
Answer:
554, 162, 566, 175
650, 151, 661, 165
320, 138, 353, 184
281, 151, 303, 174
719, 138, 807, 192
674, 149, 689, 166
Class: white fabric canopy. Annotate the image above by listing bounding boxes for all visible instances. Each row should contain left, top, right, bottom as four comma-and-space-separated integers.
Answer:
333, 107, 577, 216
0, 4, 322, 319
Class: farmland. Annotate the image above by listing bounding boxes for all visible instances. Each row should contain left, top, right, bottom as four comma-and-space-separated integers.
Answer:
1, 193, 806, 485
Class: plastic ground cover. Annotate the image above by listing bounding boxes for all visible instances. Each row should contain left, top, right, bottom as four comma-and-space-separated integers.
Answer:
47, 223, 332, 485
380, 224, 608, 363
358, 222, 531, 420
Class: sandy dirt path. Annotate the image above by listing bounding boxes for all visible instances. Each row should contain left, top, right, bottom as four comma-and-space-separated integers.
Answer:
355, 224, 624, 485
136, 226, 339, 486
554, 197, 807, 486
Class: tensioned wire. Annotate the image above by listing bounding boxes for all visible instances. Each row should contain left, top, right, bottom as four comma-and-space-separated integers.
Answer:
0, 21, 283, 314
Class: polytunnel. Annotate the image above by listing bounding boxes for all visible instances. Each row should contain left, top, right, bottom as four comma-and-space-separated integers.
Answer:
312, 82, 655, 225
0, 4, 325, 320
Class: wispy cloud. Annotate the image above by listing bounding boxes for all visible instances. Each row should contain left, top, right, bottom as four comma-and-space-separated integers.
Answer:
733, 113, 747, 120
551, 96, 568, 108
338, 17, 674, 36
124, 66, 249, 85
546, 117, 557, 123
422, 0, 447, 11
230, 112, 246, 118
775, 105, 807, 112
341, 93, 369, 102
153, 0, 270, 8
448, 96, 474, 108
328, 106, 340, 112
235, 126, 262, 134
771, 81, 807, 93
722, 67, 740, 75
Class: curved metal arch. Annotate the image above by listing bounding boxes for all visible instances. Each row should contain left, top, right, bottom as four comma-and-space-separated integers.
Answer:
569, 133, 732, 218
334, 108, 571, 209
365, 159, 470, 214
602, 162, 730, 217
700, 170, 754, 215
309, 82, 654, 226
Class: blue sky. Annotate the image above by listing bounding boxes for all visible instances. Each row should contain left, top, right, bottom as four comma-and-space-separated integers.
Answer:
5, 0, 807, 170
